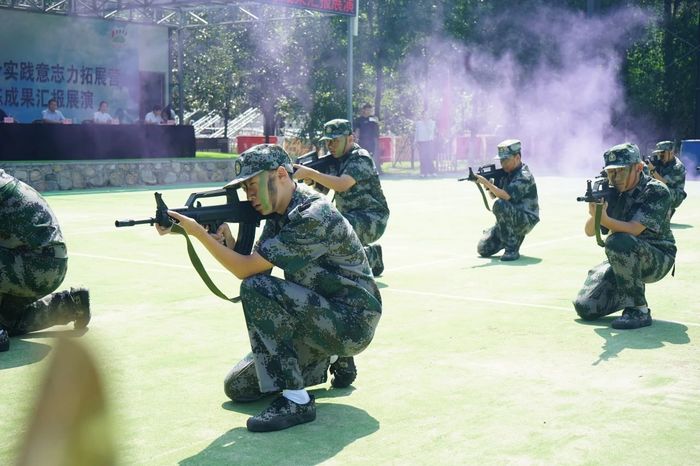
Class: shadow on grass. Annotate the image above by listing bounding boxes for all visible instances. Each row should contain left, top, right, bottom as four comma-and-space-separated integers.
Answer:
575, 317, 690, 365
670, 223, 693, 229
470, 255, 542, 268
0, 339, 52, 370
179, 403, 379, 465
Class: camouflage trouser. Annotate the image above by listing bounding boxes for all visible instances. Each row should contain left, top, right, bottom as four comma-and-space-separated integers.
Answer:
477, 199, 538, 257
228, 274, 381, 397
0, 247, 68, 335
573, 233, 675, 320
342, 210, 388, 272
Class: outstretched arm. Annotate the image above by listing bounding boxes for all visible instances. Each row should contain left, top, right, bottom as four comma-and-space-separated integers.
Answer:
159, 210, 273, 279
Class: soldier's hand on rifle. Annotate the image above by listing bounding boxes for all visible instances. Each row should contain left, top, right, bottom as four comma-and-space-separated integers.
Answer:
645, 160, 655, 173
475, 175, 496, 197
588, 201, 607, 218
292, 164, 317, 184
164, 210, 206, 237
212, 223, 236, 250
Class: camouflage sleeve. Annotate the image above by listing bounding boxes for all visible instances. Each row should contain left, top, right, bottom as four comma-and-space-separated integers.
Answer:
256, 204, 329, 274
342, 154, 375, 183
253, 219, 275, 253
665, 162, 687, 203
631, 183, 671, 234
504, 176, 532, 203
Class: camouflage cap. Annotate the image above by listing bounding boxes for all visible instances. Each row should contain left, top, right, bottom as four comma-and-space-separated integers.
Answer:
603, 142, 641, 169
494, 139, 522, 160
319, 119, 353, 141
225, 144, 292, 188
655, 140, 673, 152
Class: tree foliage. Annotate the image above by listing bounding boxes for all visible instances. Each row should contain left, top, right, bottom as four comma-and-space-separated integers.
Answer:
177, 0, 700, 140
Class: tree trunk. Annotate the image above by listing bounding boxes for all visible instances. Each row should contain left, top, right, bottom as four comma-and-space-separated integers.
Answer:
695, 4, 700, 137
662, 0, 675, 127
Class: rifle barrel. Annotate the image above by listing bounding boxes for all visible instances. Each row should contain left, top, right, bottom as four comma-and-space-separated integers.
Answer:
115, 218, 156, 227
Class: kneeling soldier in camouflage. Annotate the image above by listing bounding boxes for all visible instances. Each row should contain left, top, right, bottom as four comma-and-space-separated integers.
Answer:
293, 119, 389, 278
157, 145, 382, 432
646, 140, 687, 219
0, 169, 90, 352
475, 139, 540, 261
574, 143, 676, 329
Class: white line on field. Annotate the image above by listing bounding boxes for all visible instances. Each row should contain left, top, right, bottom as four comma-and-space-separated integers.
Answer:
383, 287, 700, 327
70, 252, 229, 273
71, 251, 700, 328
384, 233, 582, 272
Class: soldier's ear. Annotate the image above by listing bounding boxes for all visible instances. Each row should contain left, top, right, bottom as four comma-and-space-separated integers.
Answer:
275, 165, 288, 179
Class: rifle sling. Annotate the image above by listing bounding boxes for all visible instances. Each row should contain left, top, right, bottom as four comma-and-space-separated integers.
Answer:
594, 203, 605, 248
475, 183, 491, 212
171, 224, 241, 303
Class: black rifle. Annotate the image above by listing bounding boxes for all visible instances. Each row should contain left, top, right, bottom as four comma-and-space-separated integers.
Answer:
643, 153, 661, 170
457, 164, 508, 211
115, 188, 262, 255
295, 149, 338, 175
294, 150, 338, 194
458, 164, 507, 185
576, 171, 616, 247
576, 171, 615, 204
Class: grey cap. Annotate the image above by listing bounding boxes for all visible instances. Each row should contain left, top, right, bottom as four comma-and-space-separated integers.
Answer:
494, 139, 522, 160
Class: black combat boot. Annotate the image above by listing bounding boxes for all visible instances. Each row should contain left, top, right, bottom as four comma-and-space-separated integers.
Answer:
15, 287, 91, 334
68, 287, 91, 329
246, 395, 316, 432
330, 356, 357, 388
611, 308, 652, 330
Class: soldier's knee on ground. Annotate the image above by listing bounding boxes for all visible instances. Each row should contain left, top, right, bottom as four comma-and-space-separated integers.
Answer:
224, 354, 264, 402
573, 298, 602, 321
477, 236, 501, 257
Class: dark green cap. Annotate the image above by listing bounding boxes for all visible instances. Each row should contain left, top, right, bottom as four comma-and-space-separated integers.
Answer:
319, 119, 353, 141
225, 144, 292, 188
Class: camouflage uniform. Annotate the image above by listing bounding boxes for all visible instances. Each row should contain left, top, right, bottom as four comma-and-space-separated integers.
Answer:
655, 157, 687, 210
477, 163, 540, 257
0, 169, 78, 335
319, 119, 390, 273
225, 172, 382, 399
574, 148, 676, 320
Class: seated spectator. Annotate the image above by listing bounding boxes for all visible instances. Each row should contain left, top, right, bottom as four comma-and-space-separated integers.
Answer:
42, 99, 67, 124
114, 108, 134, 124
93, 101, 114, 124
161, 104, 176, 124
144, 105, 162, 125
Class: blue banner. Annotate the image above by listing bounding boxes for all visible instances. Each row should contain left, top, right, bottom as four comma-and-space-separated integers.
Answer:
0, 10, 146, 123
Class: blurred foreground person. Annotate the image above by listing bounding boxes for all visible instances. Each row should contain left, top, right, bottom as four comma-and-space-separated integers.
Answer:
646, 140, 687, 218
293, 119, 390, 277
156, 145, 382, 432
475, 139, 539, 261
574, 143, 675, 329
16, 338, 114, 466
0, 169, 90, 352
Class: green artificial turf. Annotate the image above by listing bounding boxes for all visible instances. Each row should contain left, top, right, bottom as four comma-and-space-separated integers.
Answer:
1, 175, 699, 465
